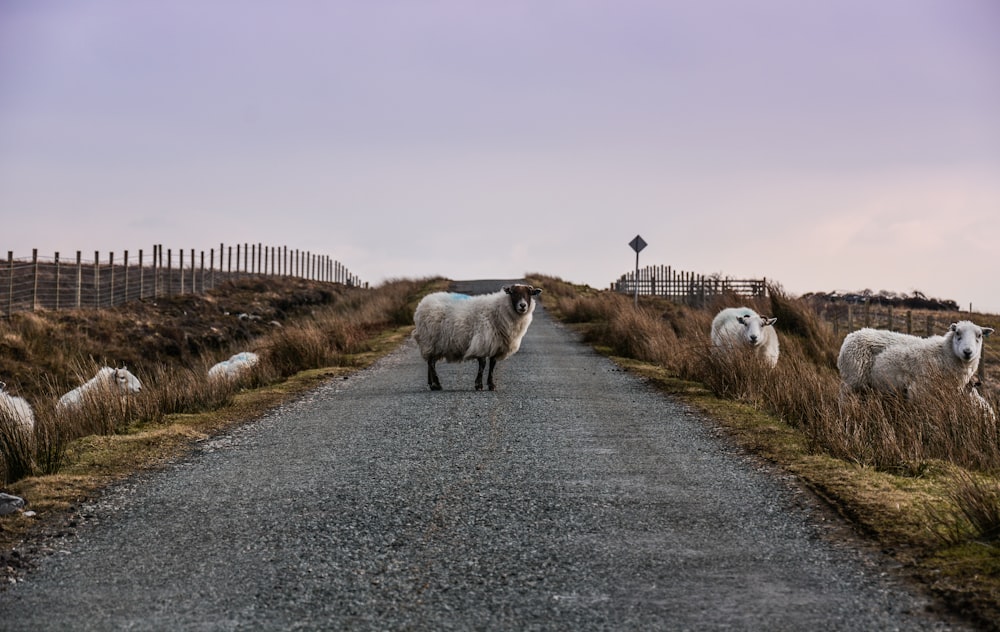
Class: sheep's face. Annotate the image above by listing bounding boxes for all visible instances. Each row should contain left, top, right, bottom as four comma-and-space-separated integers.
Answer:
113, 367, 143, 394
949, 321, 993, 363
736, 313, 776, 347
504, 285, 542, 315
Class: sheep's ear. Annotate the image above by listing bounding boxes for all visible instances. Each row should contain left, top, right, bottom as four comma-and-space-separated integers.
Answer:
984, 327, 995, 337
503, 286, 512, 294
532, 288, 542, 296
950, 323, 958, 332
764, 317, 777, 327
737, 315, 747, 325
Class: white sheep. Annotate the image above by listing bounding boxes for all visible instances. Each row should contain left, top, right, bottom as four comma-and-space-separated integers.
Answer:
836, 328, 918, 393
0, 381, 35, 436
871, 321, 992, 397
710, 307, 779, 367
208, 351, 260, 381
57, 366, 143, 410
413, 284, 542, 391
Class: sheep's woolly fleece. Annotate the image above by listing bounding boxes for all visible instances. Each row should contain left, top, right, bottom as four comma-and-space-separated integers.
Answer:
709, 306, 780, 368
57, 367, 143, 409
413, 284, 541, 390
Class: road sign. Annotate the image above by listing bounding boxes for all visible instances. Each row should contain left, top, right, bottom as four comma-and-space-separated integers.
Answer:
628, 235, 647, 306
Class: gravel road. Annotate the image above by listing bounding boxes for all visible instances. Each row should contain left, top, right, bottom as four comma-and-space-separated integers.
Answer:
0, 282, 971, 630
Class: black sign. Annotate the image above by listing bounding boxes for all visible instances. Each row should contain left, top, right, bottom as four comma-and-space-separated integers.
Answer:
629, 235, 647, 253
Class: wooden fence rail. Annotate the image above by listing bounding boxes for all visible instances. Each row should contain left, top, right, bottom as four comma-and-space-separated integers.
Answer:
613, 264, 768, 306
2, 243, 363, 318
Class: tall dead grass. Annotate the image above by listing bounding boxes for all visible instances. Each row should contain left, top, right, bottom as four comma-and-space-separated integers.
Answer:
0, 278, 430, 484
532, 274, 1000, 474
531, 272, 1000, 545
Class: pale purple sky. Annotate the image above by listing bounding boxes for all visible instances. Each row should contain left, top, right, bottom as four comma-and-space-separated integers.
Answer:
2, 1, 999, 312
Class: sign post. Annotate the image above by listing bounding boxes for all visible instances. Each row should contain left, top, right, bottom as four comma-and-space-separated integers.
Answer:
628, 235, 647, 307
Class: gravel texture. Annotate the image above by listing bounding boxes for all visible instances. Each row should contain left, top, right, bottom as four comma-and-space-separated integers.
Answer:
0, 284, 972, 630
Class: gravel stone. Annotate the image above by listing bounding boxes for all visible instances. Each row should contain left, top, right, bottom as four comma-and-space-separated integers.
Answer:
0, 287, 972, 630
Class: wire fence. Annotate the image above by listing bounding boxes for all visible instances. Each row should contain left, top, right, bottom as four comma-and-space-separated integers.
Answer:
2, 243, 363, 318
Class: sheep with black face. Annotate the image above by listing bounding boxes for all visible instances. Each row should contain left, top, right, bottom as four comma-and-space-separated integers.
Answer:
413, 284, 542, 391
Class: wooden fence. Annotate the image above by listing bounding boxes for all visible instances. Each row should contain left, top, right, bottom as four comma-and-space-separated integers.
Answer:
613, 265, 767, 305
2, 243, 363, 318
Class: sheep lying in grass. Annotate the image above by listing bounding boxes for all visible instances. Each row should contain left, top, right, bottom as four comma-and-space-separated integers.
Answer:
710, 307, 779, 368
208, 352, 260, 381
57, 366, 143, 410
839, 321, 994, 413
0, 381, 35, 435
413, 284, 542, 391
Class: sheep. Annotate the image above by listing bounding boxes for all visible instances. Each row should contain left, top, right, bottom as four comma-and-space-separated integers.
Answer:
710, 307, 779, 367
413, 284, 542, 391
57, 366, 143, 410
0, 381, 35, 435
208, 351, 260, 381
870, 321, 992, 397
836, 328, 919, 394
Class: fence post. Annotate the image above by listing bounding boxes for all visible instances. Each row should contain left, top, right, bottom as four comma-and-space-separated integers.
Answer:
139, 249, 144, 299
152, 245, 159, 298
123, 250, 129, 304
190, 248, 195, 293
7, 251, 13, 317
228, 246, 233, 275
75, 251, 82, 309
243, 243, 249, 277
55, 252, 60, 310
109, 251, 115, 306
94, 251, 100, 308
31, 249, 39, 312
167, 249, 173, 296
199, 250, 205, 293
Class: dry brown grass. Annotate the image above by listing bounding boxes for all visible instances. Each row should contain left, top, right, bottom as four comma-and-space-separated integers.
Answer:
0, 277, 438, 485
529, 273, 1000, 629
1, 275, 437, 587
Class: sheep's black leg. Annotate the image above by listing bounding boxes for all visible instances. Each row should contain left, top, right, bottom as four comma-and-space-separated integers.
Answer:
427, 358, 442, 391
487, 356, 498, 391
475, 358, 485, 391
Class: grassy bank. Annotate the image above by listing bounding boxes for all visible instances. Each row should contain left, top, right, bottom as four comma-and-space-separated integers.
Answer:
528, 273, 1000, 630
0, 276, 445, 581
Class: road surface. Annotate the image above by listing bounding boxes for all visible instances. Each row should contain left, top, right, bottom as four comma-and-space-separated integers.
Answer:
0, 281, 968, 630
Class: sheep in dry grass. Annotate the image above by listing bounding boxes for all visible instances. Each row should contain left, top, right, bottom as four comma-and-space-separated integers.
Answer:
57, 366, 143, 410
836, 328, 917, 393
710, 307, 779, 368
413, 284, 542, 391
0, 381, 35, 436
839, 321, 995, 415
208, 352, 260, 381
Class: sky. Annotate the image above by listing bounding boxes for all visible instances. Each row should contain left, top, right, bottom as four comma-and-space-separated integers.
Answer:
2, 1, 999, 312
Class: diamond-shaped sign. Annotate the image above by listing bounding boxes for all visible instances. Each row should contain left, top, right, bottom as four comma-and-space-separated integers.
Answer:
629, 235, 647, 253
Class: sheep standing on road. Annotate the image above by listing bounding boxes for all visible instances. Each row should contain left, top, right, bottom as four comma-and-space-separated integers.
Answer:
57, 366, 143, 410
413, 284, 542, 391
209, 352, 260, 381
710, 307, 780, 367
